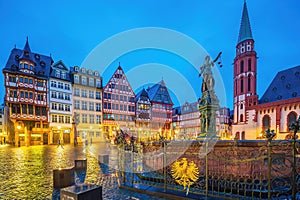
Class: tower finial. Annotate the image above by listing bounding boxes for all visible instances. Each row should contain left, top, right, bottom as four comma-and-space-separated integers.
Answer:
23, 36, 31, 52
237, 0, 253, 43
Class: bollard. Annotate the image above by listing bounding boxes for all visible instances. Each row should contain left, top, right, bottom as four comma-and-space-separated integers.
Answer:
74, 158, 87, 170
60, 184, 102, 200
53, 167, 75, 188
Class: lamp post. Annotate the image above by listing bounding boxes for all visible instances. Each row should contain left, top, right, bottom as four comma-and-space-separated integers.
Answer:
288, 116, 300, 200
58, 125, 62, 145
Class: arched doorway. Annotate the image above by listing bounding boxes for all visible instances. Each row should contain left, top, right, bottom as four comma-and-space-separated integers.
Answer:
262, 115, 270, 134
287, 111, 297, 131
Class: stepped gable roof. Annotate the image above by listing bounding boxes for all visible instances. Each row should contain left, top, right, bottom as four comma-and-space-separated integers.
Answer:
259, 65, 300, 104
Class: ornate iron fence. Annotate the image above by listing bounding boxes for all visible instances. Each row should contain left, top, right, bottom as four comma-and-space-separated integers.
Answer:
117, 138, 300, 199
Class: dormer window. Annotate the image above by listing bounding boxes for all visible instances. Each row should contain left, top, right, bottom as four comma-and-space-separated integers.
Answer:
74, 66, 79, 72
61, 72, 66, 79
81, 68, 86, 73
88, 70, 92, 75
24, 63, 28, 69
40, 61, 46, 67
94, 71, 99, 76
55, 70, 60, 78
35, 54, 40, 60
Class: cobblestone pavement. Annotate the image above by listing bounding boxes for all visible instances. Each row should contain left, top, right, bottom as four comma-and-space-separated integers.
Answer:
0, 143, 165, 200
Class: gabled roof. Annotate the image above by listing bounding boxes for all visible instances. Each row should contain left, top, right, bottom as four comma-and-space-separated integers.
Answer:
3, 39, 53, 78
259, 65, 300, 104
181, 101, 199, 114
147, 80, 173, 105
136, 88, 150, 102
238, 1, 253, 43
50, 60, 71, 81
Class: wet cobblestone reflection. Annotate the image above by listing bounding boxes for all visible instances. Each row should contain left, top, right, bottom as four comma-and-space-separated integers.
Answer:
0, 144, 165, 199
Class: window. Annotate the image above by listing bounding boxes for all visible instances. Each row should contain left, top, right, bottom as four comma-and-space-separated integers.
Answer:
82, 101, 87, 110
240, 104, 243, 109
287, 112, 297, 130
52, 115, 57, 123
24, 64, 28, 69
96, 92, 101, 99
89, 78, 94, 86
240, 114, 244, 122
51, 81, 57, 87
65, 105, 70, 111
58, 104, 64, 111
35, 107, 41, 115
240, 60, 244, 73
52, 103, 57, 110
89, 91, 94, 98
74, 75, 79, 84
65, 94, 70, 100
96, 103, 101, 111
22, 105, 27, 114
96, 80, 101, 88
24, 78, 28, 83
19, 77, 23, 83
58, 92, 63, 99
64, 84, 70, 90
74, 100, 80, 109
37, 81, 43, 87
29, 79, 33, 84
74, 88, 80, 96
9, 76, 16, 82
81, 89, 87, 97
51, 91, 57, 98
82, 114, 87, 123
28, 105, 33, 114
262, 115, 270, 132
58, 82, 63, 89
65, 116, 71, 123
81, 76, 87, 85
20, 91, 24, 98
38, 94, 43, 101
55, 70, 60, 78
96, 115, 101, 124
248, 75, 251, 91
59, 116, 64, 123
61, 72, 66, 79
248, 59, 251, 71
89, 115, 94, 124
89, 102, 94, 111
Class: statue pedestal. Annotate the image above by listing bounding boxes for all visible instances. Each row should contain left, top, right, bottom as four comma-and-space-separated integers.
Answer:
199, 103, 219, 137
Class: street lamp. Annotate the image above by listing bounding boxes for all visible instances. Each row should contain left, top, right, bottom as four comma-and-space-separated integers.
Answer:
57, 126, 62, 144
17, 125, 21, 130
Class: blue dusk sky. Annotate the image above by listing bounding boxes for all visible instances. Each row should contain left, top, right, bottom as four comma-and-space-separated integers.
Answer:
0, 0, 299, 109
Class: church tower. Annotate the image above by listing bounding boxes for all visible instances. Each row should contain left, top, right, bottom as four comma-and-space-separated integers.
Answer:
233, 1, 258, 125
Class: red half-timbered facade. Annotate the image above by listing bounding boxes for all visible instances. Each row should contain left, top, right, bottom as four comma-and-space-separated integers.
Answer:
3, 39, 53, 146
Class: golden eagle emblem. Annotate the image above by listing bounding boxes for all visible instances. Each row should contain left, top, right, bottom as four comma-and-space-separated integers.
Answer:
171, 158, 199, 195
